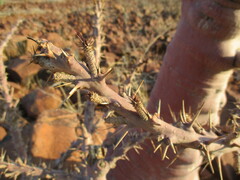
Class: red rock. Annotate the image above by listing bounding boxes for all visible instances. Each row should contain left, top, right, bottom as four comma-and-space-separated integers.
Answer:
7, 57, 41, 82
3, 35, 27, 59
31, 109, 79, 160
3, 35, 40, 60
30, 109, 115, 168
0, 126, 7, 141
21, 87, 62, 118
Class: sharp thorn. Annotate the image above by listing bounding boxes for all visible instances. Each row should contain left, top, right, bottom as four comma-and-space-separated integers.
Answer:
133, 146, 140, 154
114, 130, 129, 150
150, 139, 156, 149
154, 143, 162, 153
162, 145, 169, 160
61, 84, 80, 106
132, 80, 144, 99
54, 82, 72, 88
43, 73, 53, 87
167, 149, 184, 168
167, 154, 179, 168
61, 49, 69, 57
202, 144, 214, 174
200, 162, 210, 174
181, 100, 187, 123
169, 140, 177, 154
189, 103, 204, 128
157, 136, 164, 142
76, 33, 84, 44
67, 84, 80, 100
128, 86, 132, 97
135, 145, 143, 150
179, 112, 185, 123
32, 45, 37, 54
217, 156, 223, 180
168, 105, 177, 122
27, 36, 40, 45
208, 155, 215, 174
208, 110, 213, 131
100, 68, 113, 80
157, 100, 161, 118
124, 155, 130, 161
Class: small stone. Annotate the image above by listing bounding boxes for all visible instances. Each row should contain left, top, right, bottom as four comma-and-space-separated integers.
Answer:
0, 126, 7, 141
31, 109, 79, 160
7, 57, 41, 82
29, 109, 115, 169
21, 87, 62, 119
3, 35, 27, 59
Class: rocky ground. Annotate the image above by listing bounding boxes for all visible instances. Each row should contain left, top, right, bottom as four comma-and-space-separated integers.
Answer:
0, 0, 239, 179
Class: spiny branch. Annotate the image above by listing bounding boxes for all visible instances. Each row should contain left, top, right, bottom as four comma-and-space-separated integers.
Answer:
90, 130, 149, 179
0, 19, 23, 108
28, 37, 240, 148
0, 20, 27, 160
0, 157, 80, 180
93, 0, 104, 69
28, 37, 240, 178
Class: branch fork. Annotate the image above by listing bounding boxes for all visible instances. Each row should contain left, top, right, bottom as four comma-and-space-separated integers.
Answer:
24, 35, 240, 179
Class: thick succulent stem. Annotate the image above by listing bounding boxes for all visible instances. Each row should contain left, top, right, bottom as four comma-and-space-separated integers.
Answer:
149, 0, 240, 126
28, 1, 240, 178
109, 0, 240, 179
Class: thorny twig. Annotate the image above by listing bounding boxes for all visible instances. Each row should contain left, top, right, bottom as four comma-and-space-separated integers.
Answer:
93, 0, 104, 70
1, 2, 238, 180
90, 130, 149, 179
27, 36, 240, 178
53, 139, 83, 169
0, 19, 23, 108
53, 101, 95, 171
0, 20, 28, 160
0, 153, 80, 180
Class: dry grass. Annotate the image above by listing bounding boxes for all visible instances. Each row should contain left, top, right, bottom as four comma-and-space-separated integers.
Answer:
2, 1, 238, 180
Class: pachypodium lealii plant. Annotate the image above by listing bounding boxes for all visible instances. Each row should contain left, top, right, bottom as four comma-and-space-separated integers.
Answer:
111, 0, 240, 179
1, 0, 240, 179
27, 1, 240, 180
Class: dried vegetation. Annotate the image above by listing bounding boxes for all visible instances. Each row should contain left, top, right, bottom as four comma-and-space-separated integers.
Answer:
0, 0, 239, 179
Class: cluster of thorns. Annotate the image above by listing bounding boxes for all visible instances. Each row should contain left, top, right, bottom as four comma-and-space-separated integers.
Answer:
0, 1, 239, 178
24, 32, 240, 179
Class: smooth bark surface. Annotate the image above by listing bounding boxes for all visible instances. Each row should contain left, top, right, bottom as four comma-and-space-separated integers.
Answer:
109, 0, 240, 179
